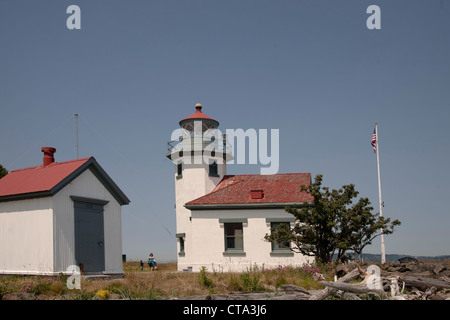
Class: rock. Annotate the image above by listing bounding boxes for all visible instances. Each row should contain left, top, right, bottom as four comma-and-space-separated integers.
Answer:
335, 262, 357, 277
281, 284, 310, 295
390, 261, 400, 267
429, 291, 449, 300
313, 273, 325, 281
433, 264, 446, 275
402, 261, 422, 273
390, 295, 408, 300
398, 257, 419, 264
335, 263, 348, 277
339, 292, 362, 300
387, 266, 404, 272
1, 292, 36, 300
441, 269, 450, 278
422, 286, 437, 300
420, 263, 436, 273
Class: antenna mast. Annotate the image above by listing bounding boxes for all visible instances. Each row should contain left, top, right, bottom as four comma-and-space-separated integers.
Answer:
74, 113, 79, 158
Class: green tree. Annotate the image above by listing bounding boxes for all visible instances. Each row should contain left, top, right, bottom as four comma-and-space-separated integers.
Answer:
0, 164, 7, 179
265, 174, 401, 263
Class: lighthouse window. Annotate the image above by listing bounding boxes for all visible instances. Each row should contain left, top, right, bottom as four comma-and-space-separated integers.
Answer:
209, 161, 218, 177
177, 163, 183, 178
179, 237, 185, 254
176, 233, 185, 256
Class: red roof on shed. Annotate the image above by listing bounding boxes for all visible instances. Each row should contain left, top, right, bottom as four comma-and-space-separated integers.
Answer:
0, 157, 91, 197
186, 173, 314, 206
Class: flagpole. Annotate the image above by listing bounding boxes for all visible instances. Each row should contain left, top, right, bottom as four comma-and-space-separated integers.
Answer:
375, 121, 386, 264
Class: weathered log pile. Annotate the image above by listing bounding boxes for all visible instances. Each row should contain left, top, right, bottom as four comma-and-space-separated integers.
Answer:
309, 260, 450, 300
375, 259, 450, 300
178, 260, 450, 300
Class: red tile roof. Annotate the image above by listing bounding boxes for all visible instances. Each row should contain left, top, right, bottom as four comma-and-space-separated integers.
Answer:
0, 158, 91, 197
185, 173, 313, 208
0, 157, 130, 205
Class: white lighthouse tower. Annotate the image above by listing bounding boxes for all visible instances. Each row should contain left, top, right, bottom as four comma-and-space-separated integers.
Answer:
166, 103, 233, 271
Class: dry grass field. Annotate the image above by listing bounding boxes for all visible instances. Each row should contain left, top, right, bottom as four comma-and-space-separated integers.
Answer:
0, 261, 335, 300
2, 259, 448, 300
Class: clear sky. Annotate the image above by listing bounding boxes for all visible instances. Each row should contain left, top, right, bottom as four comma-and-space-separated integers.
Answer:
1, 0, 449, 262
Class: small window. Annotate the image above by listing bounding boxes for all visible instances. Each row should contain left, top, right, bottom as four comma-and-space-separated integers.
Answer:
271, 222, 290, 251
176, 233, 185, 256
209, 161, 218, 177
177, 163, 182, 178
224, 223, 243, 251
179, 237, 185, 254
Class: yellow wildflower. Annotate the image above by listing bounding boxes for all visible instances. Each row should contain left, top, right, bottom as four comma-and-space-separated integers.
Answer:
96, 289, 110, 299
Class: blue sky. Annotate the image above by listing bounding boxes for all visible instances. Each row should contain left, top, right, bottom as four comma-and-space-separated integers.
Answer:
1, 0, 449, 262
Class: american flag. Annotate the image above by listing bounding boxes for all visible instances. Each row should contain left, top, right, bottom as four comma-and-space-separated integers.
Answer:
371, 127, 377, 153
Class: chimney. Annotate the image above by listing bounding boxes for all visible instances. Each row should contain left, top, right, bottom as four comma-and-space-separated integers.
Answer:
250, 190, 264, 200
41, 147, 56, 167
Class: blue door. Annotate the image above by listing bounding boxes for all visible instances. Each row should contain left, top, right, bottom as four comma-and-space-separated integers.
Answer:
74, 200, 105, 273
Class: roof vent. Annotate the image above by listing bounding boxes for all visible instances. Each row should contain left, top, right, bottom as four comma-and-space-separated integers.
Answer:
250, 190, 264, 199
41, 147, 56, 167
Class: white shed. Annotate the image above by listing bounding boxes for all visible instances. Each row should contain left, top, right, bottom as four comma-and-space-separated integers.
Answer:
0, 147, 130, 275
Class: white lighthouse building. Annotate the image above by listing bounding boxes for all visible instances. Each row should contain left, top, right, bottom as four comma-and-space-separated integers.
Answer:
167, 103, 233, 271
167, 103, 312, 272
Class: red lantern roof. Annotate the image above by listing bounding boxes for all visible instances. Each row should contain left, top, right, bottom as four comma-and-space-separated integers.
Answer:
179, 103, 219, 130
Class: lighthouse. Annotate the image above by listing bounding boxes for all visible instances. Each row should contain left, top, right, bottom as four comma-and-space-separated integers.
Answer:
167, 102, 312, 272
166, 103, 233, 271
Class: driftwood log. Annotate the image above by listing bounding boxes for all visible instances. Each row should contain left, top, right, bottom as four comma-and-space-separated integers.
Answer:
399, 275, 450, 291
308, 267, 360, 300
319, 281, 386, 299
172, 261, 450, 300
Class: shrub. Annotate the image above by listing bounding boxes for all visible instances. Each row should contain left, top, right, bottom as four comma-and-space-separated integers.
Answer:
74, 290, 95, 300
240, 273, 265, 292
107, 281, 128, 294
198, 267, 214, 288
0, 283, 9, 298
226, 273, 244, 291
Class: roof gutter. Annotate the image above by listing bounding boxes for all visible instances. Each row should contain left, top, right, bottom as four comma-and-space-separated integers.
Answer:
185, 202, 312, 211
0, 191, 53, 203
